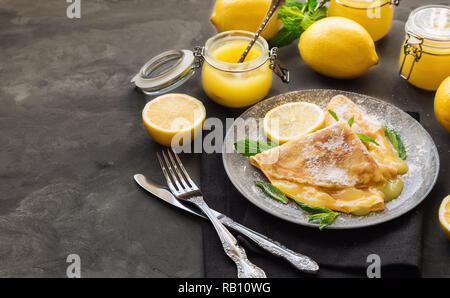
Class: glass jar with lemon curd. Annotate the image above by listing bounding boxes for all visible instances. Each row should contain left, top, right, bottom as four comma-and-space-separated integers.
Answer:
132, 30, 289, 108
399, 5, 450, 91
328, 0, 400, 41
202, 31, 278, 108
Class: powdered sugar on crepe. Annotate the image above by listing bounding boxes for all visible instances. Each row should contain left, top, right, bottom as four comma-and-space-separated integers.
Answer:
303, 124, 353, 185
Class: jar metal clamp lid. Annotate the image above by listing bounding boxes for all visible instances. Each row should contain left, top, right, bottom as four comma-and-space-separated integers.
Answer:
131, 49, 198, 96
269, 47, 289, 84
399, 5, 450, 81
132, 45, 289, 96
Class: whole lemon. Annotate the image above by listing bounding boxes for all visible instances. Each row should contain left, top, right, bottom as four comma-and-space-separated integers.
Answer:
298, 17, 379, 79
434, 76, 450, 132
210, 0, 282, 41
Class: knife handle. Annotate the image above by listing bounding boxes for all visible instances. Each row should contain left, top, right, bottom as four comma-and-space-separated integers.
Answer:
219, 215, 319, 273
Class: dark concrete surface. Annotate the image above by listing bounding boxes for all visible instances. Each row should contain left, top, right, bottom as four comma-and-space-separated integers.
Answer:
0, 0, 448, 277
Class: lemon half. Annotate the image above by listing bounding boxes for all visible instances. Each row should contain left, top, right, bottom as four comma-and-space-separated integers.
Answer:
263, 102, 325, 144
439, 195, 450, 240
142, 93, 206, 147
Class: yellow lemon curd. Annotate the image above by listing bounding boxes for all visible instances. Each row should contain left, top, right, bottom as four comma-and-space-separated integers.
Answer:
328, 0, 394, 41
398, 5, 450, 91
201, 32, 272, 108
399, 42, 450, 91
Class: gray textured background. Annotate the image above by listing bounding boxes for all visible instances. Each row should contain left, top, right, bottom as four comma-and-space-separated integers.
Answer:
0, 0, 449, 277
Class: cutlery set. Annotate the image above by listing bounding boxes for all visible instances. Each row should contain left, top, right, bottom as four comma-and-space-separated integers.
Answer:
133, 148, 319, 278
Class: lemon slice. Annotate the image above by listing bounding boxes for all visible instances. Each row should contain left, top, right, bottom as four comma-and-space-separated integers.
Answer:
439, 195, 450, 240
263, 102, 325, 144
142, 93, 206, 147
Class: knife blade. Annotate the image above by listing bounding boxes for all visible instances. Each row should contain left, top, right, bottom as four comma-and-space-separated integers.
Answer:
133, 173, 319, 273
134, 173, 206, 218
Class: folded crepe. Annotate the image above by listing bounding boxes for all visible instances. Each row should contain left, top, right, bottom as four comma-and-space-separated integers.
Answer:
250, 122, 385, 189
324, 95, 407, 178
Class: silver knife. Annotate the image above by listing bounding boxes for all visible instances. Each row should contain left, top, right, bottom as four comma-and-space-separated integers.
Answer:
134, 173, 319, 273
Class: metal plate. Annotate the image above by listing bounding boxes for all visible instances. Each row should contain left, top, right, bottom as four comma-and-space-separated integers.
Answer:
222, 90, 440, 229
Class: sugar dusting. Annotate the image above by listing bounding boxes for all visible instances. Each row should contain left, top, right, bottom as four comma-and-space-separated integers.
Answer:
316, 126, 352, 153
302, 124, 352, 186
333, 103, 348, 120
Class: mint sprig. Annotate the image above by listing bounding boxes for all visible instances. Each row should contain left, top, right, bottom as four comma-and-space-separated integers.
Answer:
254, 181, 289, 204
270, 0, 328, 48
383, 126, 406, 159
234, 140, 277, 157
328, 109, 339, 121
255, 181, 339, 229
295, 201, 339, 230
348, 116, 355, 127
356, 133, 379, 146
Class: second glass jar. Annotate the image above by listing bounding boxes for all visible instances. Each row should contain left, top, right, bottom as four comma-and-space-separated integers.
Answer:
398, 5, 450, 91
328, 0, 399, 41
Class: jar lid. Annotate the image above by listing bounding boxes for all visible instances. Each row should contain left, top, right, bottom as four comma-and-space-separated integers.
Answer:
406, 5, 450, 41
131, 49, 196, 95
334, 0, 392, 9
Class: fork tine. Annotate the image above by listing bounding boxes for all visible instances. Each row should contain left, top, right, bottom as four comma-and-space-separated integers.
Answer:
156, 152, 179, 194
167, 149, 191, 190
161, 150, 184, 191
170, 149, 197, 189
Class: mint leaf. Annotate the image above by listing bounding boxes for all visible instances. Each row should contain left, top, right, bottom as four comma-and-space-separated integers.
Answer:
318, 212, 338, 230
383, 126, 406, 159
294, 201, 333, 214
285, 0, 304, 8
254, 181, 289, 204
295, 201, 339, 229
348, 116, 355, 127
300, 6, 327, 31
270, 26, 303, 48
306, 0, 318, 11
234, 140, 277, 157
307, 212, 338, 230
307, 213, 329, 222
255, 184, 339, 229
278, 5, 304, 30
328, 109, 339, 121
356, 133, 379, 146
271, 0, 328, 47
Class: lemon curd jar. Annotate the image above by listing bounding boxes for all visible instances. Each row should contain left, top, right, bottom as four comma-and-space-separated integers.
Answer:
202, 31, 275, 108
328, 0, 400, 41
399, 5, 450, 91
132, 30, 288, 108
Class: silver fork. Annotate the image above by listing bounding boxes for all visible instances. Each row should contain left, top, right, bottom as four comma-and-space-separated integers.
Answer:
157, 149, 266, 278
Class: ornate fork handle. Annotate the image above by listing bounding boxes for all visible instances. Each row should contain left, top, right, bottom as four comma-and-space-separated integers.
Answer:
220, 216, 319, 273
189, 196, 266, 278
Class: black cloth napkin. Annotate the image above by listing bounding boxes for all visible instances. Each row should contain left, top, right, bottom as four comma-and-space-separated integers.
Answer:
200, 111, 424, 278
